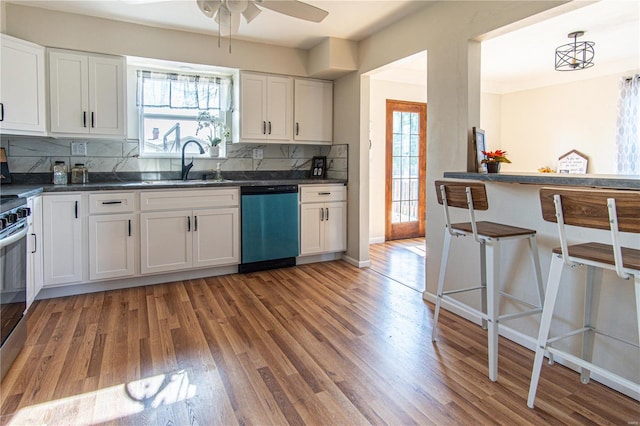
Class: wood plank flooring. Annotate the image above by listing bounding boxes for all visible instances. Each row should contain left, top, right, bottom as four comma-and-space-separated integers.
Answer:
1, 257, 638, 425
369, 238, 426, 292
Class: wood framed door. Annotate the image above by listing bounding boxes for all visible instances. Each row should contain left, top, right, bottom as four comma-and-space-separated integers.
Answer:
385, 100, 426, 240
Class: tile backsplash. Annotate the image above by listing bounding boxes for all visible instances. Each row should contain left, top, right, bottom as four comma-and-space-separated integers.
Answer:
1, 137, 348, 180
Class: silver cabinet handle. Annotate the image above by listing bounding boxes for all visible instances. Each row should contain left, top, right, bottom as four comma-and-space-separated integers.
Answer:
262, 121, 266, 134
325, 208, 329, 220
268, 121, 272, 135
296, 122, 299, 135
31, 233, 37, 254
320, 207, 324, 221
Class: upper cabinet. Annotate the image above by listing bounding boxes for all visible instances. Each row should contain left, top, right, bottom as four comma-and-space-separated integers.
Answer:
237, 72, 293, 142
49, 49, 126, 137
293, 79, 333, 144
0, 35, 47, 136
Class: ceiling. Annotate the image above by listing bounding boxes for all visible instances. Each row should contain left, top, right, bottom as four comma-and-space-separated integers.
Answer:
6, 0, 639, 93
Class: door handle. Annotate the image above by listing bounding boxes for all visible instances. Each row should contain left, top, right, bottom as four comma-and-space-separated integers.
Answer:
83, 111, 87, 127
187, 216, 191, 232
31, 233, 37, 254
75, 201, 79, 219
262, 121, 266, 135
320, 207, 324, 221
194, 215, 198, 232
325, 208, 329, 221
295, 122, 299, 135
128, 219, 132, 237
102, 201, 122, 205
268, 121, 272, 135
0, 103, 4, 121
91, 112, 95, 128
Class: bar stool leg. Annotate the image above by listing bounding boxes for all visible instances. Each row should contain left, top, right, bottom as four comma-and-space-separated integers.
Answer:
486, 239, 500, 382
528, 254, 564, 408
581, 265, 603, 384
528, 235, 545, 306
480, 241, 488, 330
432, 231, 453, 341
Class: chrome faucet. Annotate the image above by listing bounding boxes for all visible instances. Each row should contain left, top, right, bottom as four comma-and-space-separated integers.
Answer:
181, 139, 205, 180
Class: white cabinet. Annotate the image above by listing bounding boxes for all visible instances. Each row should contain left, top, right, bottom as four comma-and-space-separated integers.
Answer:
42, 194, 84, 286
26, 196, 43, 308
237, 72, 292, 142
0, 34, 46, 135
49, 49, 126, 136
140, 188, 240, 274
299, 185, 347, 255
88, 192, 136, 281
294, 79, 332, 144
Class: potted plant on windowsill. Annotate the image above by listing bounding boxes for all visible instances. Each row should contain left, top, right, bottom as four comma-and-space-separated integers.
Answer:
196, 111, 230, 157
481, 149, 511, 173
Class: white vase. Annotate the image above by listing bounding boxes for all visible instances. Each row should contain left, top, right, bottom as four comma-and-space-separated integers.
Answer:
208, 145, 220, 157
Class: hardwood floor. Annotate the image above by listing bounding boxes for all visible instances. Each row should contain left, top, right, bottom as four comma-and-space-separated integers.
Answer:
369, 238, 426, 292
1, 259, 638, 425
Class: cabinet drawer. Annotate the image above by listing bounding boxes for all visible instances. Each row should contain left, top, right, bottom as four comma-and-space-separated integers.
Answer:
300, 185, 346, 203
89, 192, 135, 214
140, 188, 239, 211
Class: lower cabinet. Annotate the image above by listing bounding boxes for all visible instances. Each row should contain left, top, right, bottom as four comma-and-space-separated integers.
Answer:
299, 185, 347, 256
88, 213, 136, 280
140, 189, 240, 275
42, 193, 84, 286
26, 195, 43, 307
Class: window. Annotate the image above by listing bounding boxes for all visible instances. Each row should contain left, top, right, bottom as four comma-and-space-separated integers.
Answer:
136, 70, 232, 157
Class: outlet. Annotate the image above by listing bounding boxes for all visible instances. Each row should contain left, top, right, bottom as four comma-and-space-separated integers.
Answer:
71, 141, 87, 156
253, 148, 263, 160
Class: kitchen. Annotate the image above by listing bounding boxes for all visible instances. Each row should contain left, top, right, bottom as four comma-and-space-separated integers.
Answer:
1, 0, 639, 423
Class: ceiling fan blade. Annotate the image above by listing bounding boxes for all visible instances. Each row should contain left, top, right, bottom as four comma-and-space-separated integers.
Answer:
242, 1, 262, 23
198, 0, 222, 18
257, 0, 328, 23
216, 7, 241, 36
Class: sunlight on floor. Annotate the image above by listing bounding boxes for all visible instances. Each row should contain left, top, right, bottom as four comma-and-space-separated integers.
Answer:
8, 370, 196, 424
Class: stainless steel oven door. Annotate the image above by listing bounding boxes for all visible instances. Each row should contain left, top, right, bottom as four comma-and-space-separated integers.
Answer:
0, 222, 28, 346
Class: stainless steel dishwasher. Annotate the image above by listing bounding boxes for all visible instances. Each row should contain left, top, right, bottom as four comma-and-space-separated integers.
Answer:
239, 185, 299, 273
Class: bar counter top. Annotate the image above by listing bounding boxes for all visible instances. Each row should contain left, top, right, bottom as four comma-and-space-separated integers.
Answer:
443, 172, 639, 190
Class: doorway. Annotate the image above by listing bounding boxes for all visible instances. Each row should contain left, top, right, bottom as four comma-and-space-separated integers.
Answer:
385, 99, 426, 241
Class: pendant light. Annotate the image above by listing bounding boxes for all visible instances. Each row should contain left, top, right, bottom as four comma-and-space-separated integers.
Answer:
555, 31, 595, 71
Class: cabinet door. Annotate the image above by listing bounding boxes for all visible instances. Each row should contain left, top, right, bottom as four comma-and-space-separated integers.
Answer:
49, 50, 89, 134
89, 213, 135, 280
294, 79, 332, 143
324, 202, 347, 253
0, 35, 46, 135
300, 203, 324, 255
193, 208, 240, 267
26, 196, 43, 307
266, 75, 293, 141
43, 194, 84, 286
240, 73, 268, 140
88, 55, 125, 135
140, 210, 192, 274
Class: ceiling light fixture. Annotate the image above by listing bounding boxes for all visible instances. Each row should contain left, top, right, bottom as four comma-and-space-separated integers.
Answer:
555, 31, 595, 71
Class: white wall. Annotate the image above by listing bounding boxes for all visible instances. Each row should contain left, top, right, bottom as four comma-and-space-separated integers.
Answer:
368, 79, 427, 243
481, 71, 637, 173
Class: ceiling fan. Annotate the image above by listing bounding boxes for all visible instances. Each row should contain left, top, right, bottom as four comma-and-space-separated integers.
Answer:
197, 0, 329, 36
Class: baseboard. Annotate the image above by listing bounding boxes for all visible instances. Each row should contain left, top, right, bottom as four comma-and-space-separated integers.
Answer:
296, 252, 342, 265
369, 236, 385, 244
422, 290, 640, 401
342, 254, 371, 268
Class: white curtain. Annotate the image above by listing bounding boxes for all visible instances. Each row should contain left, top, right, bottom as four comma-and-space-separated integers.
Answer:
136, 70, 233, 111
615, 75, 640, 175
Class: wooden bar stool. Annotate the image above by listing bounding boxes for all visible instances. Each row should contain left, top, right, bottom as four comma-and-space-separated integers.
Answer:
527, 187, 640, 408
432, 180, 545, 382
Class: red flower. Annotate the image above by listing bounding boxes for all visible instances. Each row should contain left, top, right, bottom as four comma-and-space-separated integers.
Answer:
481, 150, 511, 163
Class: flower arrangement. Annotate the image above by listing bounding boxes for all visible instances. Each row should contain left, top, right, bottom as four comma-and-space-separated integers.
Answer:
196, 111, 230, 147
481, 149, 511, 164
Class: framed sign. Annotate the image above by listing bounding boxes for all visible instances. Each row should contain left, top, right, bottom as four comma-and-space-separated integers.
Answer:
473, 127, 486, 173
557, 149, 588, 174
310, 156, 326, 178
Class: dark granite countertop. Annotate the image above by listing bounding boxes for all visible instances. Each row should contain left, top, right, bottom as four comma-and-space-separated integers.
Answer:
1, 176, 347, 197
443, 172, 639, 190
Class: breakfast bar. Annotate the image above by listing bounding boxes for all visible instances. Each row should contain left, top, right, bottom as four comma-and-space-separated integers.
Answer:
433, 172, 639, 400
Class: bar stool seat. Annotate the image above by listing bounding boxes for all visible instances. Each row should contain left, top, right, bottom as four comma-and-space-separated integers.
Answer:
527, 187, 640, 408
432, 180, 545, 382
